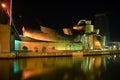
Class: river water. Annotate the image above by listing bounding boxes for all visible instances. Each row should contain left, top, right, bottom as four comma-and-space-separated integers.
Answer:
0, 54, 120, 80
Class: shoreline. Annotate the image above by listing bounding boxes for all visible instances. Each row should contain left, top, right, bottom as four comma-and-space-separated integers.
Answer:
0, 50, 120, 59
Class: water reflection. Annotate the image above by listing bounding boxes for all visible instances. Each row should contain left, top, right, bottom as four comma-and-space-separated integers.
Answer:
0, 54, 120, 80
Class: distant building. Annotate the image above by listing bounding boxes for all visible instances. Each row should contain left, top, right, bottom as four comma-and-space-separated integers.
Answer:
94, 13, 110, 44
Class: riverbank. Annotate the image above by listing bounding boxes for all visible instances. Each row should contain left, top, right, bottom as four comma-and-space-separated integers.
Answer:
0, 51, 79, 59
0, 50, 120, 59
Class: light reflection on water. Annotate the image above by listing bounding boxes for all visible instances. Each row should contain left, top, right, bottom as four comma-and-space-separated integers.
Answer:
0, 54, 120, 80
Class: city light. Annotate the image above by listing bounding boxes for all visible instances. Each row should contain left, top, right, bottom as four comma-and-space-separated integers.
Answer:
1, 3, 6, 8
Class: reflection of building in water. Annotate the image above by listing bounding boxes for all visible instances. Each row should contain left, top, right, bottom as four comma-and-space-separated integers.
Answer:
81, 56, 107, 80
11, 56, 110, 80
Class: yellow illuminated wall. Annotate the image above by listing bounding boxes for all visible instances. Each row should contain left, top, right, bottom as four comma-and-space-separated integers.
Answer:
0, 24, 10, 53
15, 40, 82, 52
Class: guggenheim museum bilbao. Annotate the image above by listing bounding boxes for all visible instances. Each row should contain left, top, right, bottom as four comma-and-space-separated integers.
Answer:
0, 19, 104, 53
0, 0, 105, 53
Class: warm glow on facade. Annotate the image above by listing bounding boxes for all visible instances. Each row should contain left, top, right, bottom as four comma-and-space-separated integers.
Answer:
73, 26, 83, 30
63, 28, 72, 35
14, 20, 104, 52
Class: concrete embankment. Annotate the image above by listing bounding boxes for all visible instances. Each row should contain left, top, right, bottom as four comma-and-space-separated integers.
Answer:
0, 52, 74, 59
83, 50, 120, 56
0, 50, 120, 59
0, 53, 16, 59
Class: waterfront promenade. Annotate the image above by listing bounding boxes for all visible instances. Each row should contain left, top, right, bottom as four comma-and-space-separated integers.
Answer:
0, 49, 120, 59
0, 51, 77, 59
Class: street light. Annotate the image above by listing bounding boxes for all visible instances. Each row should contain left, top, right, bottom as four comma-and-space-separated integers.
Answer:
1, 2, 7, 14
0, 2, 10, 24
1, 3, 6, 8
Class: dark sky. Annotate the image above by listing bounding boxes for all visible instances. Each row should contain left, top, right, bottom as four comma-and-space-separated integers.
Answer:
12, 0, 120, 41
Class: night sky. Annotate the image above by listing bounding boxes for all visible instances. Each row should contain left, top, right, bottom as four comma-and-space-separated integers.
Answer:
12, 0, 120, 41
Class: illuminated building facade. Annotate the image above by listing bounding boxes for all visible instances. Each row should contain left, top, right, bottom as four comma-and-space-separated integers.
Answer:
14, 20, 103, 52
0, 0, 104, 53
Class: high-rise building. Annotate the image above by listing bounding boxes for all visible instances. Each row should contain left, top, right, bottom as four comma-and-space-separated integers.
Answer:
94, 13, 110, 45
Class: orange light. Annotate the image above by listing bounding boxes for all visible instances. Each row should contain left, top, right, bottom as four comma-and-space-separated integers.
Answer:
1, 3, 6, 8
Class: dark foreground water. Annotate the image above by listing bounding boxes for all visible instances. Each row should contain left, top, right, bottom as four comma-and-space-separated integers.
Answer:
0, 54, 120, 80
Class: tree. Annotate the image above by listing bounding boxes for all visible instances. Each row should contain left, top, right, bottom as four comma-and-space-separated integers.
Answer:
22, 46, 28, 52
